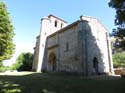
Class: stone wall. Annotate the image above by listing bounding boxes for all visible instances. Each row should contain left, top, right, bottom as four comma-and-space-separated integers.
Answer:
46, 18, 114, 76
81, 17, 113, 75
47, 23, 83, 74
59, 25, 82, 73
33, 15, 114, 76
114, 68, 125, 75
33, 15, 68, 72
32, 36, 40, 71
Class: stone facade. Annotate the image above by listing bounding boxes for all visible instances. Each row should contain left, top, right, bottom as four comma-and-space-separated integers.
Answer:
32, 15, 114, 76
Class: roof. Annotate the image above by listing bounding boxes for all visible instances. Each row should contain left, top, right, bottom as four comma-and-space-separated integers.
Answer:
47, 20, 81, 38
48, 14, 68, 23
81, 16, 108, 32
47, 15, 109, 38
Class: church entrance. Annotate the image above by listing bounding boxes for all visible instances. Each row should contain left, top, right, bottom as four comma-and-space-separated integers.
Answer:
93, 57, 99, 75
49, 52, 56, 72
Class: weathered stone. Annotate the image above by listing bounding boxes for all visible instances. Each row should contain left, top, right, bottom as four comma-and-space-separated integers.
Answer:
32, 15, 114, 76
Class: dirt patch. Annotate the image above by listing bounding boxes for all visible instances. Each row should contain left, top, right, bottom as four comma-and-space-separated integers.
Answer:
0, 71, 38, 76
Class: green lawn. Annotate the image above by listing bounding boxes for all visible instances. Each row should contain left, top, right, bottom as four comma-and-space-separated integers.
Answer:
0, 72, 125, 93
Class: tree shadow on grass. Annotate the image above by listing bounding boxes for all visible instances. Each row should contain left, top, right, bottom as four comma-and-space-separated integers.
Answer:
0, 73, 125, 93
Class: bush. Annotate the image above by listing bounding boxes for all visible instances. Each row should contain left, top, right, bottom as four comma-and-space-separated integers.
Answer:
11, 52, 33, 71
0, 67, 6, 72
113, 52, 125, 68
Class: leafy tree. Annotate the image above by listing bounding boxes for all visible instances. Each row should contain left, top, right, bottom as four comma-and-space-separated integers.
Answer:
0, 2, 15, 62
0, 62, 3, 67
109, 0, 125, 26
11, 52, 33, 71
0, 62, 4, 72
109, 0, 125, 50
0, 62, 9, 72
113, 52, 125, 68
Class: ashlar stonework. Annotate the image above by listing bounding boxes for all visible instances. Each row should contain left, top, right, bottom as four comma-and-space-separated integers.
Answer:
32, 15, 114, 76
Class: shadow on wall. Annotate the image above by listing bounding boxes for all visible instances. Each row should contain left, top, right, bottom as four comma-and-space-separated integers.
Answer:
40, 19, 110, 75
84, 20, 106, 75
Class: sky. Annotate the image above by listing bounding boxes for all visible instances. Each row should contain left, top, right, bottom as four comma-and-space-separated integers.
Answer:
2, 0, 115, 66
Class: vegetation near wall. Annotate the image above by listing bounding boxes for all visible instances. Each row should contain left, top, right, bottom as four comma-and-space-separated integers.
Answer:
0, 62, 6, 72
11, 52, 33, 71
113, 52, 125, 68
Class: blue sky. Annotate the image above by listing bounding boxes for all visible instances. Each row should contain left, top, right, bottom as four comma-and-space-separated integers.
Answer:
2, 0, 115, 66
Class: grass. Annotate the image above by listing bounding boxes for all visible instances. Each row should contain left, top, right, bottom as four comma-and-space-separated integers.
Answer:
0, 72, 125, 93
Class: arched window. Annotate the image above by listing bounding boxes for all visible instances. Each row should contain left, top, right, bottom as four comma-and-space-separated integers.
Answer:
93, 57, 99, 75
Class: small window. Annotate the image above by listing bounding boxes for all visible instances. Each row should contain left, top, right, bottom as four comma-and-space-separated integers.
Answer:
55, 20, 57, 27
61, 23, 63, 28
66, 42, 69, 51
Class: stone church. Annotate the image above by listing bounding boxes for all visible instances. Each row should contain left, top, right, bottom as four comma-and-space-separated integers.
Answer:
32, 14, 114, 76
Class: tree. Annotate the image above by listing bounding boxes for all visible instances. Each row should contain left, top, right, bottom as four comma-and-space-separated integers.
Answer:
113, 52, 125, 68
109, 0, 125, 27
0, 2, 15, 62
109, 0, 125, 50
108, 0, 125, 38
0, 62, 9, 72
11, 52, 33, 71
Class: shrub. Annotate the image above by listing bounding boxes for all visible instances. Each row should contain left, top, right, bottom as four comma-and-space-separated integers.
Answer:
113, 52, 125, 68
11, 52, 33, 71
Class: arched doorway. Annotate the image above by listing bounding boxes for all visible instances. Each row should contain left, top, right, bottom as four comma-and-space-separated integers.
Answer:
49, 52, 56, 71
93, 57, 99, 75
